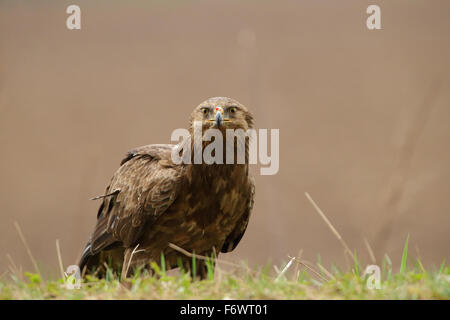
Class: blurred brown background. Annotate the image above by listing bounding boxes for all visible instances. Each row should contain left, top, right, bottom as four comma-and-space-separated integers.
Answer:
1, 0, 449, 276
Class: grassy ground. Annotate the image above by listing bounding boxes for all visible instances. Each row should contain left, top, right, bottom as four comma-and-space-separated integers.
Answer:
2, 220, 448, 299
1, 252, 449, 300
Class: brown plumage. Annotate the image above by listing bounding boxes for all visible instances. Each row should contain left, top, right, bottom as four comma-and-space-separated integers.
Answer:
79, 97, 255, 278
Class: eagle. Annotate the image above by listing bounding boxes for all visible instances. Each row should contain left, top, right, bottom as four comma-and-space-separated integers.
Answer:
79, 97, 255, 279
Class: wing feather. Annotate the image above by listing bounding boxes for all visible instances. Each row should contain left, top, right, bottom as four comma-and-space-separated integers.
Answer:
79, 144, 182, 269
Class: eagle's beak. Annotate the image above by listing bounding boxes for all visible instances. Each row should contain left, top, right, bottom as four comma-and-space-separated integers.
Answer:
215, 107, 224, 126
207, 106, 231, 127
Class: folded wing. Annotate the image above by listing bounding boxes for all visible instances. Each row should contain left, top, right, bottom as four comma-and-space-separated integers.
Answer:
79, 144, 183, 270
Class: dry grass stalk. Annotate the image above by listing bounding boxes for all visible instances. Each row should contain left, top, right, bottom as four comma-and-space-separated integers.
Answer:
6, 254, 19, 274
13, 221, 41, 277
123, 244, 145, 280
6, 254, 24, 282
275, 257, 295, 281
288, 256, 327, 282
169, 243, 239, 269
56, 239, 65, 279
364, 237, 376, 264
317, 263, 335, 280
168, 243, 261, 277
304, 192, 355, 261
292, 249, 303, 281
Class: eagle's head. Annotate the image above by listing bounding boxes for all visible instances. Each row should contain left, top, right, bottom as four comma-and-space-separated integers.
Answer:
190, 97, 254, 133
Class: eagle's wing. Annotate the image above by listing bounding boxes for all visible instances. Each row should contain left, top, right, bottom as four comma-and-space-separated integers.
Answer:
79, 144, 182, 269
221, 176, 255, 253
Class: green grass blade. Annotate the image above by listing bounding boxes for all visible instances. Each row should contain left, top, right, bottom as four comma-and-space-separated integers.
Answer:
439, 259, 446, 275
416, 259, 426, 273
160, 252, 166, 275
384, 254, 392, 282
353, 251, 360, 276
400, 234, 410, 274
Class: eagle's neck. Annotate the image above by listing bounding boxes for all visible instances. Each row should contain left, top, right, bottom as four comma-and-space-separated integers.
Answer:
184, 134, 249, 185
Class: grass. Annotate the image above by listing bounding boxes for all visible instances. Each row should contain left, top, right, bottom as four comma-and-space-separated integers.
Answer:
2, 195, 448, 300
0, 249, 449, 300
400, 234, 410, 274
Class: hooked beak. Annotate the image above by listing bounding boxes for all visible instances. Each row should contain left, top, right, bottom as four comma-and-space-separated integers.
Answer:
215, 109, 223, 126
207, 106, 231, 127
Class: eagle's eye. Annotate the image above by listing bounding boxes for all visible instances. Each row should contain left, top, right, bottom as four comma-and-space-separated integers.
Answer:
200, 107, 209, 115
229, 106, 237, 114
